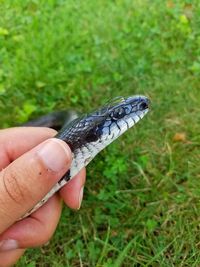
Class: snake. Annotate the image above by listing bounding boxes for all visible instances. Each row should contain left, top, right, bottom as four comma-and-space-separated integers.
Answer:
22, 95, 150, 218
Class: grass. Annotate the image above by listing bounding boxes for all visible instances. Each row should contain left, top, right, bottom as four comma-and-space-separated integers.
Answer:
0, 0, 200, 266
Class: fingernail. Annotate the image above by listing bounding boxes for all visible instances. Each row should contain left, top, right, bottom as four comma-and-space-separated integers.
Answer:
78, 186, 84, 210
38, 138, 71, 172
0, 239, 19, 251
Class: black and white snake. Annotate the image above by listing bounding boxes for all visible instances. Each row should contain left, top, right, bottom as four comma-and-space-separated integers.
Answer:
22, 95, 150, 218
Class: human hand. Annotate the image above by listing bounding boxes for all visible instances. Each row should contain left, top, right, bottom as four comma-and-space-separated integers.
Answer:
0, 127, 86, 267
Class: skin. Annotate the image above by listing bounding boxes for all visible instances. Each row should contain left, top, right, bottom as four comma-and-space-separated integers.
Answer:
0, 127, 86, 267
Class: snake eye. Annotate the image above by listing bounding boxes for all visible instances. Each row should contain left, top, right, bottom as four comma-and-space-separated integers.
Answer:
112, 107, 126, 120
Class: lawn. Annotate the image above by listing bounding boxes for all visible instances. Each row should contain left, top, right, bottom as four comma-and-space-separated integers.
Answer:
0, 0, 200, 266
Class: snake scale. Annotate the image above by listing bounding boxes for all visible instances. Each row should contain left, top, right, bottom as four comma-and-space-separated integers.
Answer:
22, 95, 150, 218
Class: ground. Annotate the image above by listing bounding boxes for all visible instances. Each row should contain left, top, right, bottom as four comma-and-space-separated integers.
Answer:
0, 0, 200, 266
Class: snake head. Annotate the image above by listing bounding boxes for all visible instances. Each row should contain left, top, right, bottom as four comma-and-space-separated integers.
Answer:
93, 95, 150, 144
58, 95, 150, 151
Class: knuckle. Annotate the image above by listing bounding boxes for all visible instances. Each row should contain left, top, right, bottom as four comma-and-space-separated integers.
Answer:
2, 166, 28, 205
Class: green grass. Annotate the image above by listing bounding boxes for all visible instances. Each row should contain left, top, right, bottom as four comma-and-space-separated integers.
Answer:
1, 0, 200, 266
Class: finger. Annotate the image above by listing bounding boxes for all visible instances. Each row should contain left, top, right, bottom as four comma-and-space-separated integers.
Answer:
59, 168, 86, 209
0, 127, 57, 169
0, 249, 25, 267
0, 138, 71, 232
0, 194, 61, 249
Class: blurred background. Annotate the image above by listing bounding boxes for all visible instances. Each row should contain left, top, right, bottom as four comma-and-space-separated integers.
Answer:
0, 0, 200, 266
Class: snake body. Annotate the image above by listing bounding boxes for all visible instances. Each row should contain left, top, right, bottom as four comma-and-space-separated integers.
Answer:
22, 95, 150, 218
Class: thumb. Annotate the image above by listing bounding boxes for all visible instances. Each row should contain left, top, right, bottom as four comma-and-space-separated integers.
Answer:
0, 138, 71, 233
